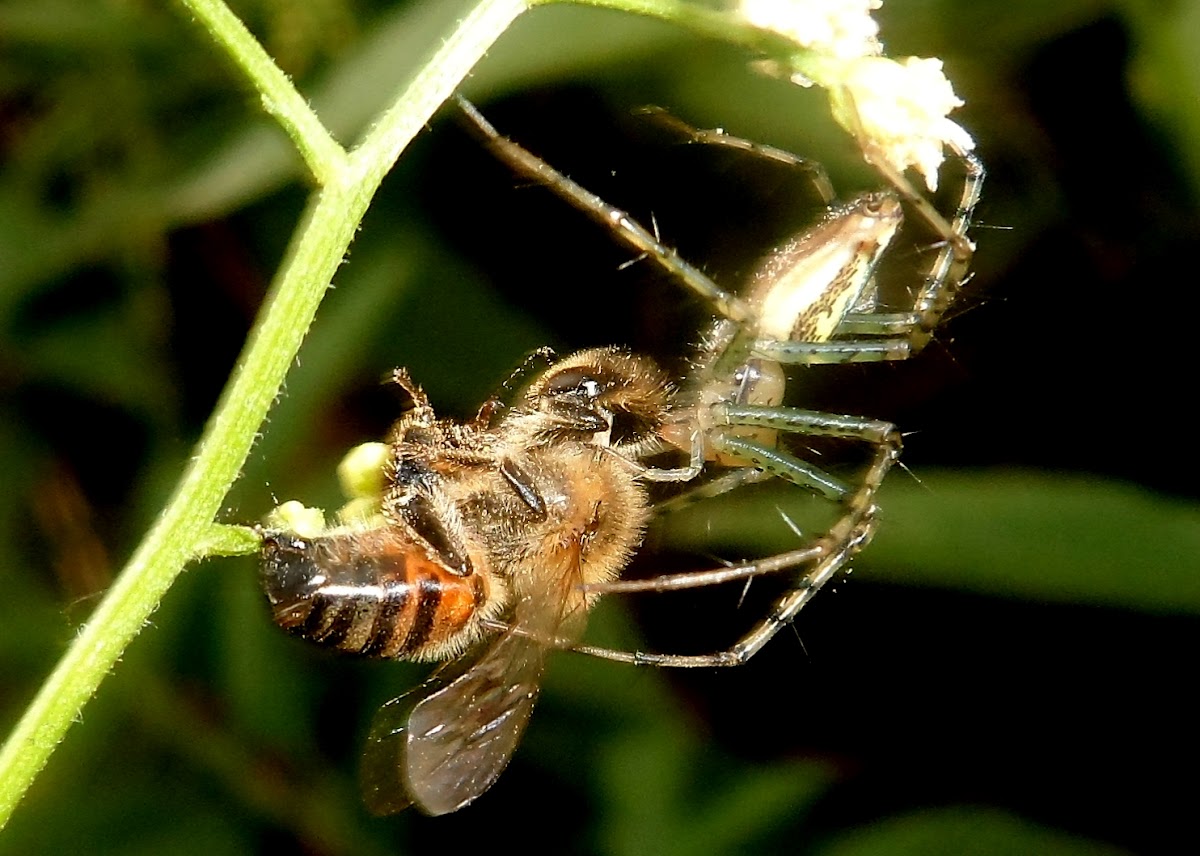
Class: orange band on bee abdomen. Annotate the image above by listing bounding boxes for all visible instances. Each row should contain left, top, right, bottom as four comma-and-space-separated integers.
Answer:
261, 529, 490, 661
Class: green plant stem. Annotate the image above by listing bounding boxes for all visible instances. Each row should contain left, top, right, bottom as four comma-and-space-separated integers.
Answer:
555, 0, 786, 54
175, 0, 346, 183
0, 0, 806, 832
0, 0, 528, 828
556, 0, 733, 36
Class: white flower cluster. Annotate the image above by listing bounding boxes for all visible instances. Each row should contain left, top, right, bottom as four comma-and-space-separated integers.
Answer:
740, 0, 882, 59
738, 0, 974, 191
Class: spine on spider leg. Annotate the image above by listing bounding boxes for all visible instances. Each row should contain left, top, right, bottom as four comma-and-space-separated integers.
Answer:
909, 150, 987, 347
827, 425, 901, 557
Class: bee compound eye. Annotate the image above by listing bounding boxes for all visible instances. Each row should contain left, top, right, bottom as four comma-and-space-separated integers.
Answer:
544, 367, 605, 401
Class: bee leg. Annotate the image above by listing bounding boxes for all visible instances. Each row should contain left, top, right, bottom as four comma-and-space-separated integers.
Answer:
498, 458, 549, 519
389, 491, 475, 577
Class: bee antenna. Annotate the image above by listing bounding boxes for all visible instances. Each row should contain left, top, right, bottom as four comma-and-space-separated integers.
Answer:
502, 346, 558, 395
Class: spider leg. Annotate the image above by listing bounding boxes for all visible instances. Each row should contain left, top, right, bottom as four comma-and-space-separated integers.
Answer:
632, 105, 836, 204
576, 408, 898, 667
573, 505, 878, 667
453, 95, 753, 325
479, 417, 890, 667
663, 403, 899, 508
709, 403, 898, 496
654, 466, 776, 514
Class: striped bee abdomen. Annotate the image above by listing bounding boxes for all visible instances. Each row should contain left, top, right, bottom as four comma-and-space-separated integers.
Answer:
261, 528, 493, 661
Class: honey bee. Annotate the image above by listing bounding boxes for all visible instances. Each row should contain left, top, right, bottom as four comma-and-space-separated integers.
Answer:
261, 347, 674, 815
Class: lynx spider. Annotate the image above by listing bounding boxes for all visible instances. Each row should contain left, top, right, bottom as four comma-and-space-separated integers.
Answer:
456, 95, 984, 668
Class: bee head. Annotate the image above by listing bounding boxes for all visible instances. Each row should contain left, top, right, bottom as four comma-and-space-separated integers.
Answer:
523, 347, 672, 460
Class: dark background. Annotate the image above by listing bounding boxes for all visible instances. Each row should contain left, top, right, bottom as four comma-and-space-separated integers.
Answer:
1, 1, 1196, 854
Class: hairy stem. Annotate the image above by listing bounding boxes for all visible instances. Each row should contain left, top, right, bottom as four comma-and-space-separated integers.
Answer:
175, 0, 346, 182
0, 0, 528, 827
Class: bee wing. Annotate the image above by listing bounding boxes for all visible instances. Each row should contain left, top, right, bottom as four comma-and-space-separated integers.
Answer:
359, 627, 545, 816
360, 561, 582, 816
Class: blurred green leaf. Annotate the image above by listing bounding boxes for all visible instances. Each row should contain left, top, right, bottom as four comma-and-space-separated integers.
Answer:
875, 470, 1200, 613
820, 805, 1132, 856
597, 721, 836, 856
16, 300, 176, 422
1122, 0, 1200, 198
660, 470, 1200, 614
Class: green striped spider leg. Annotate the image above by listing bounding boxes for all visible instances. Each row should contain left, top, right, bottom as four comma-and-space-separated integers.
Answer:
453, 96, 982, 667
